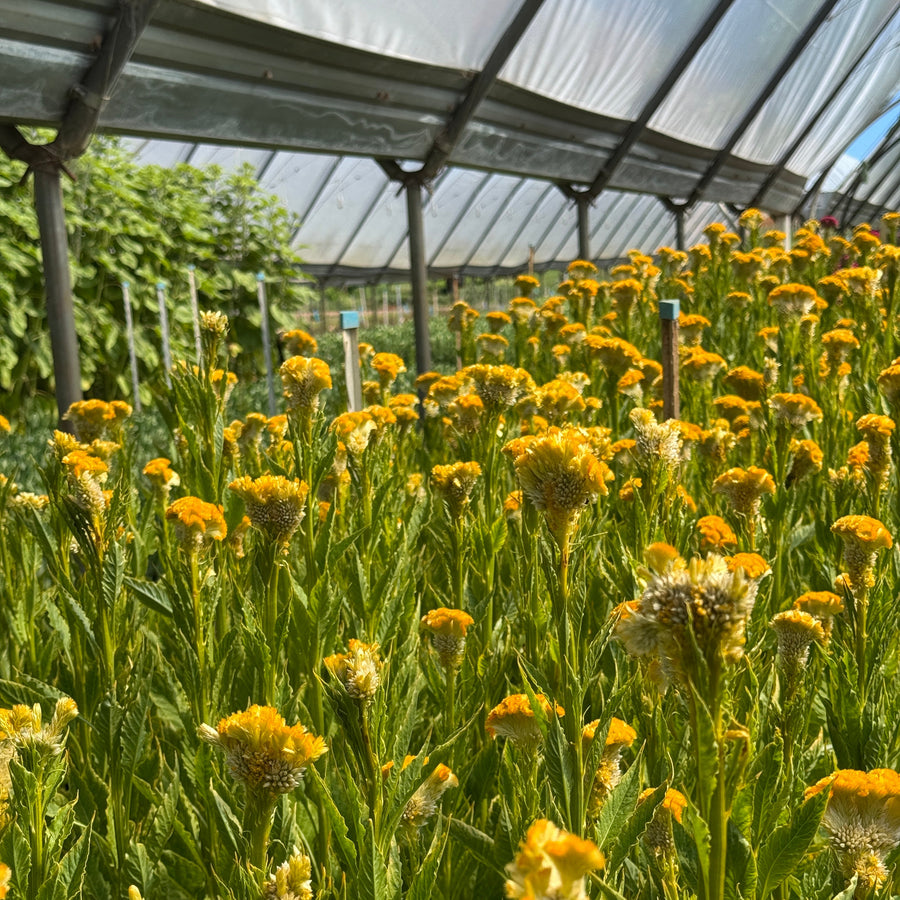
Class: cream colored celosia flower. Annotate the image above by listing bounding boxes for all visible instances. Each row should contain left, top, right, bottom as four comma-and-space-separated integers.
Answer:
629, 408, 683, 470
486, 694, 564, 751
263, 848, 313, 900
421, 608, 474, 669
831, 515, 893, 593
771, 609, 824, 678
229, 475, 308, 546
280, 356, 332, 413
615, 553, 758, 687
323, 640, 382, 704
513, 428, 612, 550
62, 448, 109, 517
430, 461, 482, 518
806, 769, 900, 895
331, 411, 376, 455
198, 705, 326, 794
402, 764, 459, 829
0, 697, 78, 753
505, 819, 604, 900
165, 497, 227, 552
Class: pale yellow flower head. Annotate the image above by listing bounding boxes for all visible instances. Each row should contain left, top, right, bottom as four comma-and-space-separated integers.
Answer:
323, 640, 383, 704
712, 466, 775, 518
505, 819, 604, 900
263, 848, 313, 900
422, 607, 474, 669
280, 356, 332, 414
63, 399, 131, 443
402, 764, 459, 830
768, 393, 823, 428
229, 475, 309, 546
165, 497, 227, 552
281, 328, 318, 358
486, 694, 564, 751
198, 705, 326, 795
431, 461, 482, 518
831, 515, 893, 593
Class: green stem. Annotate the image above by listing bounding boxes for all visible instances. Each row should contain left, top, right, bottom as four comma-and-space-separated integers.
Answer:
30, 776, 44, 900
445, 667, 457, 736
856, 585, 869, 700
360, 707, 382, 837
244, 792, 276, 876
190, 553, 210, 723
265, 553, 281, 705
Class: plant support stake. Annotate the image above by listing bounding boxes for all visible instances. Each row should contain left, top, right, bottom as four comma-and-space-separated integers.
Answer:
341, 311, 363, 412
187, 265, 202, 363
257, 272, 277, 417
156, 281, 172, 388
121, 281, 142, 413
659, 299, 680, 420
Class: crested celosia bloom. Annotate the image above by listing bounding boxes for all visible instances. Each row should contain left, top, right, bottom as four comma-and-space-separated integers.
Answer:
198, 705, 326, 795
831, 516, 893, 593
725, 553, 769, 580
142, 457, 180, 496
448, 301, 479, 332
567, 259, 598, 279
712, 466, 775, 519
0, 697, 78, 755
639, 788, 687, 857
504, 819, 604, 900
615, 553, 758, 687
534, 380, 586, 421
229, 475, 308, 546
768, 393, 823, 428
63, 399, 131, 443
515, 273, 542, 297
696, 515, 737, 551
722, 366, 766, 401
629, 408, 683, 470
462, 364, 535, 411
805, 769, 900, 894
0, 863, 8, 899
280, 356, 332, 414
584, 336, 643, 376
430, 461, 482, 518
679, 347, 726, 383
787, 438, 823, 485
486, 694, 564, 751
165, 497, 227, 552
281, 328, 318, 358
477, 333, 509, 361
402, 764, 459, 829
200, 310, 229, 338
486, 310, 513, 333
513, 428, 612, 550
370, 352, 406, 389
331, 411, 377, 455
771, 609, 824, 679
323, 640, 382, 704
263, 848, 313, 900
582, 718, 637, 816
767, 283, 819, 320
877, 361, 900, 407
62, 448, 109, 516
421, 607, 474, 669
856, 414, 894, 488
794, 590, 844, 641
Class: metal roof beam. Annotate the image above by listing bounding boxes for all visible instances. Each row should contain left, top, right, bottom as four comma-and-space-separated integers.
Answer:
418, 0, 546, 183
580, 0, 737, 202
751, 3, 900, 208
687, 0, 840, 208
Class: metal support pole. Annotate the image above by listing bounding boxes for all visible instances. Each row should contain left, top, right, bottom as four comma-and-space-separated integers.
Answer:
781, 215, 792, 250
33, 168, 82, 423
121, 280, 142, 413
256, 272, 276, 417
341, 311, 363, 412
187, 264, 202, 363
318, 284, 328, 333
659, 299, 680, 421
155, 281, 172, 387
675, 208, 686, 252
577, 196, 591, 261
406, 181, 432, 374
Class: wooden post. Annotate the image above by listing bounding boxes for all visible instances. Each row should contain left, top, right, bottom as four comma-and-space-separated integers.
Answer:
155, 281, 172, 388
186, 264, 202, 363
256, 272, 276, 416
659, 299, 680, 420
341, 311, 363, 411
121, 281, 142, 413
528, 245, 535, 276
382, 287, 389, 325
358, 286, 367, 326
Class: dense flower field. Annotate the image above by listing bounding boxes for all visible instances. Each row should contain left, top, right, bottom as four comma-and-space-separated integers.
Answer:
2, 209, 900, 900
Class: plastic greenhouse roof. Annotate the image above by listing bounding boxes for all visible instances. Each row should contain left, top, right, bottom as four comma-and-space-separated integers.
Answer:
2, 0, 900, 279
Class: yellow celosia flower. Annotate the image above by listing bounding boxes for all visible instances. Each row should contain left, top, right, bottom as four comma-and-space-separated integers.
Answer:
198, 705, 326, 794
165, 497, 227, 552
696, 515, 737, 551
331, 411, 376, 455
421, 608, 475, 669
513, 428, 611, 550
462, 364, 535, 410
142, 457, 180, 495
856, 414, 894, 488
723, 366, 766, 401
63, 399, 131, 442
229, 475, 308, 546
831, 515, 893, 593
279, 356, 332, 413
567, 259, 598, 279
0, 863, 8, 899
263, 848, 313, 900
430, 461, 482, 518
505, 819, 604, 900
281, 328, 318, 357
486, 694, 564, 750
402, 764, 459, 829
629, 408, 683, 469
767, 283, 820, 319
639, 788, 688, 856
371, 352, 406, 389
712, 466, 775, 519
771, 609, 824, 676
323, 640, 382, 703
644, 542, 684, 574
768, 393, 823, 428
584, 336, 643, 376
581, 718, 637, 816
805, 769, 900, 894
726, 553, 769, 580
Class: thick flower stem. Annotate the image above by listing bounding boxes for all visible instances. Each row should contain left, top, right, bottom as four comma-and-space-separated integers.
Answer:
445, 667, 457, 736
264, 552, 281, 706
855, 586, 869, 700
244, 793, 276, 876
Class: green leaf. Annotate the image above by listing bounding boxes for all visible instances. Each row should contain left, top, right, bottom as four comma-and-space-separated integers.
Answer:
831, 875, 858, 899
594, 749, 644, 852
755, 788, 828, 899
543, 709, 575, 828
407, 819, 449, 900
607, 779, 664, 872
358, 819, 390, 900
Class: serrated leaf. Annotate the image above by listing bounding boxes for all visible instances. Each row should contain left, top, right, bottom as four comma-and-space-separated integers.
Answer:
358, 819, 389, 900
594, 748, 644, 851
608, 780, 664, 872
756, 789, 828, 899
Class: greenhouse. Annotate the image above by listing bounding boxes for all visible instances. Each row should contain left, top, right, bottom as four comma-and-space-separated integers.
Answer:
1, 1, 900, 899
